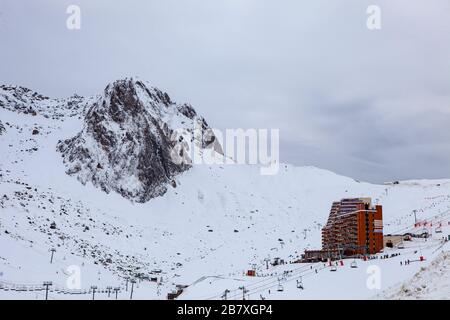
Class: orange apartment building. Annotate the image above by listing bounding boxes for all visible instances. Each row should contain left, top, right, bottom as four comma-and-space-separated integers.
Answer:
303, 198, 383, 262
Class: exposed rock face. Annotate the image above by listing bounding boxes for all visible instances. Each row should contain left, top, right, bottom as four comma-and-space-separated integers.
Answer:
57, 78, 221, 202
177, 103, 197, 119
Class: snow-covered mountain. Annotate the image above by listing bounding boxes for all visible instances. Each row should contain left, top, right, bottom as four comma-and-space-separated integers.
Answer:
1, 79, 449, 300
0, 84, 92, 120
57, 78, 220, 202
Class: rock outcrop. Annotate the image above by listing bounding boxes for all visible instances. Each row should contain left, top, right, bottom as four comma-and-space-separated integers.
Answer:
0, 85, 93, 119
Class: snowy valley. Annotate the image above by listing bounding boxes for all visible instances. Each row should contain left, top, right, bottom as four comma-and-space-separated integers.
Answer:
1, 79, 449, 300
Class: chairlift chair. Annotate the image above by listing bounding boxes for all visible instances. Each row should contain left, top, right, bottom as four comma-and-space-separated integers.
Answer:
330, 265, 337, 272
277, 284, 284, 292
350, 261, 358, 268
435, 227, 443, 234
398, 243, 405, 249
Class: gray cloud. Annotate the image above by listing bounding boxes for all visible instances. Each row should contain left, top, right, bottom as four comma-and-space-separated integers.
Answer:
0, 0, 449, 182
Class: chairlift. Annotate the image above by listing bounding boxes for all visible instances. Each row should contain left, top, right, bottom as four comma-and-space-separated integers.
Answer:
398, 243, 405, 249
296, 278, 304, 290
330, 265, 337, 272
350, 261, 358, 268
277, 284, 284, 292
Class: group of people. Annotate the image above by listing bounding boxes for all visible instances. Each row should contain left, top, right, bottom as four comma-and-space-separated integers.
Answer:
400, 259, 411, 266
379, 252, 401, 259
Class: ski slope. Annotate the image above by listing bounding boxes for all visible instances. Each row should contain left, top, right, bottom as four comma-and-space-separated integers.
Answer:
181, 220, 450, 300
1, 100, 450, 300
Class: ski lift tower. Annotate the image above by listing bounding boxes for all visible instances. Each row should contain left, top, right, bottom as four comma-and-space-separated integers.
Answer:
239, 286, 249, 300
106, 286, 112, 298
221, 289, 230, 300
130, 279, 136, 300
43, 281, 52, 300
113, 287, 120, 300
90, 285, 97, 300
49, 248, 56, 264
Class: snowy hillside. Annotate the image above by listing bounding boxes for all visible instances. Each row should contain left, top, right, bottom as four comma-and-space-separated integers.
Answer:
380, 251, 450, 299
1, 79, 450, 300
0, 84, 93, 120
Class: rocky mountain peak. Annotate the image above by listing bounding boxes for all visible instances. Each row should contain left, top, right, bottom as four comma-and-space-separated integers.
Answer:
57, 78, 221, 202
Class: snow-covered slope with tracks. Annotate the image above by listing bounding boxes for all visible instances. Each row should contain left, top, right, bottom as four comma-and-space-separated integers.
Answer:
1, 79, 449, 299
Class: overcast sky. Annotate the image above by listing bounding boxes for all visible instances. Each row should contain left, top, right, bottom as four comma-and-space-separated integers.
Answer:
1, 0, 449, 183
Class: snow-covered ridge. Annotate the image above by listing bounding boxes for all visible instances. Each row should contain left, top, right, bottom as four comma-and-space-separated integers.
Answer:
0, 85, 95, 120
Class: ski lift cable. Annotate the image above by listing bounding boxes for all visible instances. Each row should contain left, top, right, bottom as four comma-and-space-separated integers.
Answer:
0, 278, 121, 296
204, 263, 316, 300
388, 209, 450, 235
231, 266, 328, 299
203, 268, 304, 300
224, 265, 328, 300
229, 262, 313, 288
